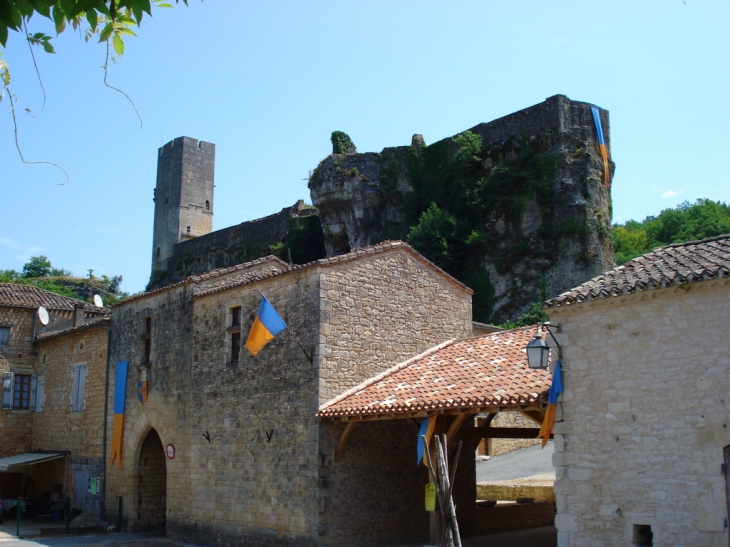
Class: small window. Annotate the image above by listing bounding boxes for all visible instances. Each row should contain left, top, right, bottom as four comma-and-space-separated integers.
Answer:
231, 306, 241, 327
231, 332, 241, 363
205, 200, 210, 211
186, 226, 191, 234
164, 197, 169, 204
142, 317, 152, 364
71, 365, 86, 412
633, 524, 653, 546
0, 326, 9, 347
228, 306, 242, 363
156, 247, 161, 259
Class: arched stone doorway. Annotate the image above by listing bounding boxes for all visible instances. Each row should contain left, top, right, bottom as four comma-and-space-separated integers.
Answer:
137, 429, 167, 529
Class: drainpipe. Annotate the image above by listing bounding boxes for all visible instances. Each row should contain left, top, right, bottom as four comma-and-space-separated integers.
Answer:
100, 323, 112, 523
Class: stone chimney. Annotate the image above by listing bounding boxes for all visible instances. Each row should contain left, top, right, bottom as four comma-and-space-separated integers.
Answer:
74, 304, 85, 328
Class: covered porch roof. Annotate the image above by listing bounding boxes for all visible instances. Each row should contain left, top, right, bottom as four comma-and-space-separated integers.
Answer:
0, 451, 67, 472
318, 325, 552, 422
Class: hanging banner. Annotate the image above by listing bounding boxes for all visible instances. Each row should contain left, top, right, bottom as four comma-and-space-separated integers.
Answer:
110, 361, 128, 469
591, 105, 610, 189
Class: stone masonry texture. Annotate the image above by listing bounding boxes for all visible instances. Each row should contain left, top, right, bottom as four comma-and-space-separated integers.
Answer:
548, 277, 730, 547
105, 245, 474, 547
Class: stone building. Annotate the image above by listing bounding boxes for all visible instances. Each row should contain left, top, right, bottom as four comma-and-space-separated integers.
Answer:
105, 241, 474, 546
0, 284, 108, 514
544, 235, 730, 547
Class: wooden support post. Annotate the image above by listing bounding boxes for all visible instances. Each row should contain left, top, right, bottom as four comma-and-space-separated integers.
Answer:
334, 421, 357, 463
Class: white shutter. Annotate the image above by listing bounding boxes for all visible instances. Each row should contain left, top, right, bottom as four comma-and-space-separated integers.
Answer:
78, 366, 86, 411
30, 373, 38, 411
35, 377, 45, 413
72, 365, 86, 412
1, 372, 13, 410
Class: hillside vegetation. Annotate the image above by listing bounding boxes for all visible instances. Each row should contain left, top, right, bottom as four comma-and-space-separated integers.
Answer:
612, 199, 730, 265
1, 256, 128, 306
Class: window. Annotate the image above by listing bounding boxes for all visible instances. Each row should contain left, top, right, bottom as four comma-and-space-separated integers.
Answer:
71, 365, 86, 412
13, 374, 31, 409
0, 326, 9, 347
186, 226, 191, 235
205, 200, 210, 211
228, 306, 242, 363
142, 317, 152, 364
156, 247, 161, 259
2, 372, 37, 410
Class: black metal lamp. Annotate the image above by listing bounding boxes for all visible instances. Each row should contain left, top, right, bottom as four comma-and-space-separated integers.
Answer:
526, 331, 551, 369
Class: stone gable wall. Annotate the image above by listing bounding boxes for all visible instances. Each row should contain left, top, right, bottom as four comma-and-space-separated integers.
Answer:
316, 250, 472, 404
549, 279, 730, 547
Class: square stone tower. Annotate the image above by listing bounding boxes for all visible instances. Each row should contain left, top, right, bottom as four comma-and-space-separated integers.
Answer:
151, 137, 215, 275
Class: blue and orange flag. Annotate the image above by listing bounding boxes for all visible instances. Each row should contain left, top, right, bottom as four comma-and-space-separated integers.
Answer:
538, 360, 563, 448
110, 361, 128, 468
591, 105, 610, 189
245, 294, 287, 356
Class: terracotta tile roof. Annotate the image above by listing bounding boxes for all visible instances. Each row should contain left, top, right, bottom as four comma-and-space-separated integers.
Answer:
191, 241, 473, 300
186, 256, 289, 282
317, 326, 551, 419
35, 317, 110, 341
545, 234, 730, 309
111, 256, 291, 306
0, 283, 106, 313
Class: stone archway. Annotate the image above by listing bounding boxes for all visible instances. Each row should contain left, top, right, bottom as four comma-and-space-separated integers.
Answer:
137, 428, 167, 529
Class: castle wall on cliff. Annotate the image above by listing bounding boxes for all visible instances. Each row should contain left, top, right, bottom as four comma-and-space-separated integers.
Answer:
308, 95, 616, 323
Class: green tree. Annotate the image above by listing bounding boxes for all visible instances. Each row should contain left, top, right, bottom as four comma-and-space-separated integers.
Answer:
407, 202, 459, 272
22, 255, 52, 278
612, 199, 730, 264
498, 301, 550, 330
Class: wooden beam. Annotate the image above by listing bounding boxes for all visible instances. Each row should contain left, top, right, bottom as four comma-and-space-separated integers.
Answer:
334, 421, 357, 463
458, 427, 543, 440
446, 412, 474, 441
520, 409, 546, 426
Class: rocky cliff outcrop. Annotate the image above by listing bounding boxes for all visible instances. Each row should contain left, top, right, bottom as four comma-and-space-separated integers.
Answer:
309, 95, 616, 323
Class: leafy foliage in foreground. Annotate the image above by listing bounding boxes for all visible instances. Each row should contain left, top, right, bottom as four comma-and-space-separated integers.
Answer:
613, 199, 730, 264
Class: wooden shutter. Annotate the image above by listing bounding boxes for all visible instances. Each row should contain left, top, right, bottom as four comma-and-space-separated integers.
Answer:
30, 373, 38, 411
78, 365, 86, 411
36, 377, 45, 413
72, 365, 87, 412
1, 372, 13, 410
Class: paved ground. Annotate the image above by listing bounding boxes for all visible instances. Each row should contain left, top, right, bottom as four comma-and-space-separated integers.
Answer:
0, 527, 556, 547
475, 443, 555, 483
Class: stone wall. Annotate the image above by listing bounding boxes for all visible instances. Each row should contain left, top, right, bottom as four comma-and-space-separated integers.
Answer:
476, 483, 555, 503
104, 283, 194, 532
548, 278, 730, 547
478, 412, 541, 456
0, 307, 37, 457
316, 249, 473, 403
179, 268, 321, 547
153, 201, 318, 287
33, 326, 108, 458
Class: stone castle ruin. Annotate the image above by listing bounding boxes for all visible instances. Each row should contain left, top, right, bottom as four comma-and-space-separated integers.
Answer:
150, 95, 615, 323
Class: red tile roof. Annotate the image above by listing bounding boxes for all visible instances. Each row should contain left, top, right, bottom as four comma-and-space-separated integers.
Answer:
191, 241, 472, 299
545, 234, 730, 309
0, 283, 107, 313
317, 326, 551, 419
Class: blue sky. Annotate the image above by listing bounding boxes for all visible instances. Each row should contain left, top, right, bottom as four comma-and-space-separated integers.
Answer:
1, 1, 728, 294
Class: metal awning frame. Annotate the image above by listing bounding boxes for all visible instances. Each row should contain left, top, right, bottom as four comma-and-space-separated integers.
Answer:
0, 451, 68, 472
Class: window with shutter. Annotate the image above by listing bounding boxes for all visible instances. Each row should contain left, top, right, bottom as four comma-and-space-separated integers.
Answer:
0, 326, 9, 347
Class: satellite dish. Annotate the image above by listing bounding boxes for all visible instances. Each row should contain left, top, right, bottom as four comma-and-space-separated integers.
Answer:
38, 307, 49, 326
93, 294, 104, 308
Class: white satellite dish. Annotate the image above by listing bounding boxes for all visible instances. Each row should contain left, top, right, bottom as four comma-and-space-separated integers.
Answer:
93, 294, 104, 308
38, 306, 49, 326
